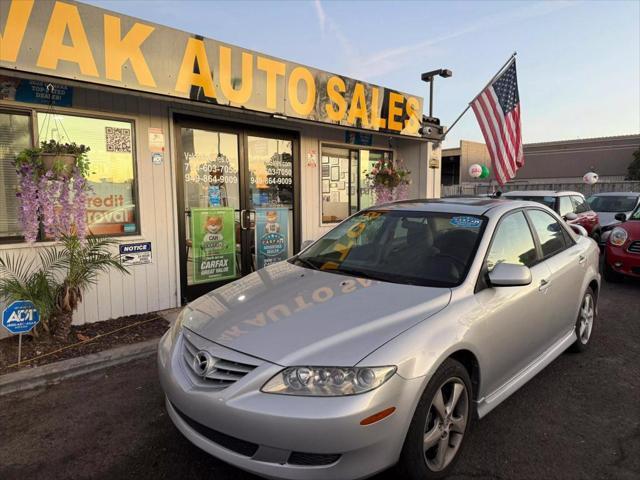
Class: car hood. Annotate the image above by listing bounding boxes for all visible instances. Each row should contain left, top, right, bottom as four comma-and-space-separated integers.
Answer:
183, 262, 451, 366
621, 220, 640, 237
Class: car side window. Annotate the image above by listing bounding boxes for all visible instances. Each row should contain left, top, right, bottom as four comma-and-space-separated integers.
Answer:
528, 210, 568, 258
571, 196, 590, 214
558, 196, 574, 217
486, 212, 538, 271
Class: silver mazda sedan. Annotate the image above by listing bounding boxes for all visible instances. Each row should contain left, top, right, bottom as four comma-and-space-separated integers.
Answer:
158, 198, 600, 480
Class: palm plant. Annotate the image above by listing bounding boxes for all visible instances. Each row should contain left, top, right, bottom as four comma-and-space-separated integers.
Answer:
51, 235, 129, 340
0, 235, 129, 341
0, 248, 66, 336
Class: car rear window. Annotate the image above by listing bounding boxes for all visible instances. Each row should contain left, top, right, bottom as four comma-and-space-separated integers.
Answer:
587, 195, 639, 212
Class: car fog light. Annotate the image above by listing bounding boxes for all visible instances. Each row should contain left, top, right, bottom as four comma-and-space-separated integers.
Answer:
262, 366, 396, 396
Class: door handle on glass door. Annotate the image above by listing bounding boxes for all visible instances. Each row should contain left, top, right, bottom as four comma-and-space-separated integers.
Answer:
240, 210, 248, 230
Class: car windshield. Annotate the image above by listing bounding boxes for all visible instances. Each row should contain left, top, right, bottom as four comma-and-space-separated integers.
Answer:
587, 195, 638, 212
631, 207, 640, 221
505, 195, 556, 208
292, 210, 485, 287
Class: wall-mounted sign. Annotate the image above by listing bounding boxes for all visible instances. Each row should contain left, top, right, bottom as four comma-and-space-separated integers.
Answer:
2, 300, 40, 334
256, 208, 289, 269
0, 75, 72, 106
345, 131, 374, 146
119, 241, 152, 265
190, 207, 236, 283
148, 127, 165, 152
0, 0, 423, 137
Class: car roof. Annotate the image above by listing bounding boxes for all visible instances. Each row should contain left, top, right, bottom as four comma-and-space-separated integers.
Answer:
370, 197, 532, 216
588, 192, 640, 197
502, 190, 583, 197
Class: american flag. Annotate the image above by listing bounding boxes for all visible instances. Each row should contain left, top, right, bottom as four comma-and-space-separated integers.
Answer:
471, 59, 523, 185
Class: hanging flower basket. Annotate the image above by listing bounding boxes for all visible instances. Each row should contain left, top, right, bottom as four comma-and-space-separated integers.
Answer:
39, 153, 77, 177
14, 140, 91, 242
365, 158, 411, 205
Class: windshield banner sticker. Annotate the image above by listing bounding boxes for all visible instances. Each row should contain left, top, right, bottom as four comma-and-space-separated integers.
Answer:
191, 207, 236, 284
450, 216, 482, 228
256, 208, 289, 269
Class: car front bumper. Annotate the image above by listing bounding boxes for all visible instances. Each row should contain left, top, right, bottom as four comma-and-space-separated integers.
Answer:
606, 244, 640, 278
157, 329, 424, 480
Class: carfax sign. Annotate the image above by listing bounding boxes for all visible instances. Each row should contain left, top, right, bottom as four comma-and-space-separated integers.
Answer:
2, 300, 41, 334
256, 207, 289, 269
119, 241, 152, 265
190, 207, 236, 284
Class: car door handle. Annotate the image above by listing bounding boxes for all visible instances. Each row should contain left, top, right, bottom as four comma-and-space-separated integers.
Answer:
579, 255, 586, 264
539, 279, 550, 291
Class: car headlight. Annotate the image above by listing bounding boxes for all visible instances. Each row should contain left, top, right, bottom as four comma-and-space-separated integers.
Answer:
170, 308, 188, 342
261, 366, 396, 396
609, 227, 628, 247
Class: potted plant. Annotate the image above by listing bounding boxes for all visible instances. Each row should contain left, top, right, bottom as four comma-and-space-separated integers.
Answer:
14, 140, 91, 242
366, 159, 411, 204
0, 234, 129, 341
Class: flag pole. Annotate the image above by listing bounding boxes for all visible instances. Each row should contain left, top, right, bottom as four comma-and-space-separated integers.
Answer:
442, 51, 517, 139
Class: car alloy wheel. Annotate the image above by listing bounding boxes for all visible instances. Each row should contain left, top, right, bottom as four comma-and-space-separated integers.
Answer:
423, 377, 469, 472
578, 292, 595, 344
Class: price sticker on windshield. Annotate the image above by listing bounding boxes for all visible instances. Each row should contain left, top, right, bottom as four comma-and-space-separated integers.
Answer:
450, 216, 482, 228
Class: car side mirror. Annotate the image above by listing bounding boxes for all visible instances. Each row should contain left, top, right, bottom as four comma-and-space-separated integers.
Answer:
488, 263, 532, 287
614, 213, 627, 222
564, 212, 578, 221
301, 240, 314, 250
569, 224, 588, 237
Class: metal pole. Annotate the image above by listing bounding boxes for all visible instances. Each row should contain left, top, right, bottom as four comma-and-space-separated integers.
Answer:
429, 80, 434, 117
442, 52, 517, 140
18, 333, 22, 364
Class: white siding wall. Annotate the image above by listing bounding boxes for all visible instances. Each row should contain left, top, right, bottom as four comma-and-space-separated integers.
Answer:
1, 84, 433, 331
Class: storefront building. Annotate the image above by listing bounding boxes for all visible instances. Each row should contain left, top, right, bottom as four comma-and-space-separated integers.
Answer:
0, 0, 439, 325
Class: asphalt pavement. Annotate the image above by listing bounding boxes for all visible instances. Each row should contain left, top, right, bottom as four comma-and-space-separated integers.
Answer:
1, 278, 639, 480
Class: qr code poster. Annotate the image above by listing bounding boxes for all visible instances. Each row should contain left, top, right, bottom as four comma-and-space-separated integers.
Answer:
105, 127, 132, 153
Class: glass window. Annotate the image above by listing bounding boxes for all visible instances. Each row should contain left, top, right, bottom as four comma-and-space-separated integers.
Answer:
571, 196, 590, 214
587, 195, 638, 213
0, 111, 32, 240
486, 212, 537, 271
37, 113, 138, 236
528, 209, 568, 258
558, 196, 574, 217
320, 146, 393, 224
631, 207, 640, 220
295, 210, 485, 287
506, 195, 556, 209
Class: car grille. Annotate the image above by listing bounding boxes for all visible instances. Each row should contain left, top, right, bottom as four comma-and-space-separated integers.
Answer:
628, 241, 640, 254
182, 334, 258, 390
288, 451, 341, 466
171, 402, 259, 457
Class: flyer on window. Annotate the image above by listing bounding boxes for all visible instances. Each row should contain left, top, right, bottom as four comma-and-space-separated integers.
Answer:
190, 207, 236, 283
256, 208, 289, 269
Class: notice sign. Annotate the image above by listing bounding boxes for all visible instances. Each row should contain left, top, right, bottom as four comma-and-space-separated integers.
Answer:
256, 208, 289, 269
191, 208, 236, 283
2, 300, 40, 334
120, 242, 152, 266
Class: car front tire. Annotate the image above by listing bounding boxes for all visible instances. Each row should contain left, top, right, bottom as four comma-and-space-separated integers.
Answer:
569, 287, 597, 353
397, 358, 473, 480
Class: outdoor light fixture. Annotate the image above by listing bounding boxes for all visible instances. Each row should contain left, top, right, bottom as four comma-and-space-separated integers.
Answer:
421, 68, 453, 119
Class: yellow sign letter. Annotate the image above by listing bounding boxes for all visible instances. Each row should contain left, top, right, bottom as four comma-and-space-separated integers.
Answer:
104, 15, 156, 87
256, 56, 285, 110
175, 38, 216, 98
36, 1, 99, 77
325, 76, 346, 121
0, 0, 35, 62
219, 46, 253, 104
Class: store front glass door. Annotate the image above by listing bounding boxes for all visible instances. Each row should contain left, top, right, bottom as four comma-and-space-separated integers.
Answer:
246, 135, 294, 272
175, 119, 297, 302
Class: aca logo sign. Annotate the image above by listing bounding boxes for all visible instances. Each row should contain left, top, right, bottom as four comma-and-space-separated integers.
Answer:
2, 300, 40, 334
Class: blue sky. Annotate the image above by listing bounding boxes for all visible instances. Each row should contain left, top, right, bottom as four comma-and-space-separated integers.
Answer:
86, 0, 640, 147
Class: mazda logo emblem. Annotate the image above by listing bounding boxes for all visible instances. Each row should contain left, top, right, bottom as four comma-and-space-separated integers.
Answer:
193, 350, 215, 378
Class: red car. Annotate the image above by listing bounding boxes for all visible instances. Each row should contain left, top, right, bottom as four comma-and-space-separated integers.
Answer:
604, 207, 640, 281
503, 191, 602, 241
